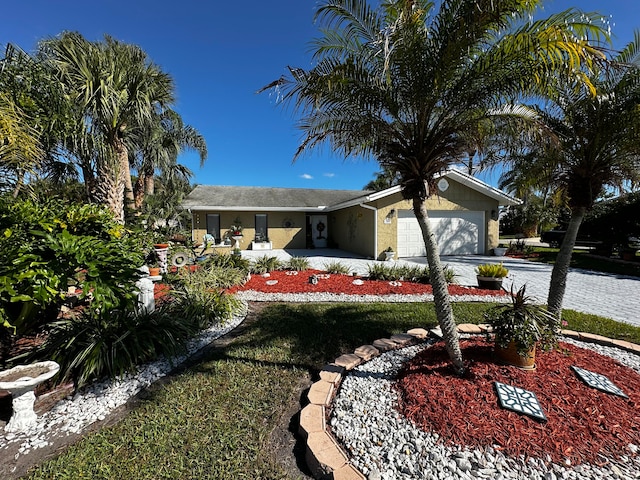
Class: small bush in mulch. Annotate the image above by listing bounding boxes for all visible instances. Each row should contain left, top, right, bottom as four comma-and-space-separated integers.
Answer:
395, 337, 640, 466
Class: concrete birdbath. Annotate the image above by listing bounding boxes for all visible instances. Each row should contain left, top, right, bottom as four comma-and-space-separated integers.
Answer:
0, 361, 60, 433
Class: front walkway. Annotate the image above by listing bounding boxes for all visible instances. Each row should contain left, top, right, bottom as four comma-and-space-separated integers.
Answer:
240, 248, 640, 327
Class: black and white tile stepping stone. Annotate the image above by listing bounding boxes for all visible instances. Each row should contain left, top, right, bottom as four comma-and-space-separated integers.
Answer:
494, 381, 547, 421
571, 366, 628, 398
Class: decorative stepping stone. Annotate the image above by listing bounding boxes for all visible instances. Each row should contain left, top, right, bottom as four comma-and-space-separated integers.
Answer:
494, 381, 547, 421
571, 366, 628, 398
354, 345, 379, 361
457, 323, 483, 334
407, 328, 429, 339
390, 333, 415, 345
372, 338, 398, 352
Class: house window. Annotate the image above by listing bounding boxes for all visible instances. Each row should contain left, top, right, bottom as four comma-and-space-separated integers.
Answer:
255, 214, 268, 242
206, 214, 220, 244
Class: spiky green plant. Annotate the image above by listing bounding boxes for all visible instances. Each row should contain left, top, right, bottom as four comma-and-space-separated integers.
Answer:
323, 261, 351, 275
251, 255, 283, 274
286, 256, 310, 271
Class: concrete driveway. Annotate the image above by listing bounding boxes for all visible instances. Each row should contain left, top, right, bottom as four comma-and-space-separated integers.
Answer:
241, 249, 640, 327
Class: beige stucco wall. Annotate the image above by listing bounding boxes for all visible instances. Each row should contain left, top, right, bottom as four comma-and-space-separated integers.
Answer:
191, 211, 307, 250
358, 179, 500, 258
328, 205, 375, 258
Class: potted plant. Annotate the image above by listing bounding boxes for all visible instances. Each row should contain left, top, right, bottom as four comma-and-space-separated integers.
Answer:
383, 246, 395, 261
148, 261, 161, 277
484, 284, 559, 370
475, 262, 508, 290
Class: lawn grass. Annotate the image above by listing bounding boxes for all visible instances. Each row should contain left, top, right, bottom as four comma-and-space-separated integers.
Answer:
527, 247, 640, 277
25, 302, 640, 479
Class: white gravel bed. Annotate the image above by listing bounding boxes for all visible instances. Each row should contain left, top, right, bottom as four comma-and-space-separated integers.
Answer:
330, 337, 640, 480
235, 290, 512, 303
0, 303, 247, 460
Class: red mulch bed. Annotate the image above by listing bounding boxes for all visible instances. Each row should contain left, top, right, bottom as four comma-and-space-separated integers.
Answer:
226, 269, 507, 296
395, 337, 640, 465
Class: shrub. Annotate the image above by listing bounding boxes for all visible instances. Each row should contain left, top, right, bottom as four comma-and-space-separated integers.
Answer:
170, 288, 243, 331
0, 199, 145, 335
323, 261, 351, 275
33, 307, 200, 387
475, 263, 509, 278
367, 263, 457, 283
286, 256, 310, 271
251, 255, 282, 274
204, 253, 251, 272
366, 263, 397, 280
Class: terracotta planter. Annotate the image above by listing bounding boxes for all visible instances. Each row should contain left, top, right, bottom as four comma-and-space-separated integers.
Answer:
148, 267, 161, 276
154, 243, 169, 249
477, 276, 504, 290
494, 340, 536, 370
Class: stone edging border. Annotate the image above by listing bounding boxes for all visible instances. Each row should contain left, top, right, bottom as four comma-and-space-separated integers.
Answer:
299, 324, 640, 480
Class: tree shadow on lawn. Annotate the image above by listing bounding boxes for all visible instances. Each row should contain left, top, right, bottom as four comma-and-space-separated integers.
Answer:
218, 302, 442, 376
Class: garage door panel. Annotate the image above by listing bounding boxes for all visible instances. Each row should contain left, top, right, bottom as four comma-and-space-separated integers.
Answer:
397, 210, 484, 256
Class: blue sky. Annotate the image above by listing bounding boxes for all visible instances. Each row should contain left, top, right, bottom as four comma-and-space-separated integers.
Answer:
4, 1, 640, 191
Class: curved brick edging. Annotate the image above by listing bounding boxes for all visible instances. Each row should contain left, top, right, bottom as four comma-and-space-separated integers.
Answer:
300, 325, 640, 480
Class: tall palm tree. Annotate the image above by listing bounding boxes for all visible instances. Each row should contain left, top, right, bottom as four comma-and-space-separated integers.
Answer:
131, 109, 207, 209
0, 93, 43, 195
262, 0, 607, 373
40, 32, 175, 221
363, 168, 399, 190
528, 35, 640, 319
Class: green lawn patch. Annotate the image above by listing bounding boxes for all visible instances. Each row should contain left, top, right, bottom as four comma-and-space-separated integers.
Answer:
528, 247, 640, 277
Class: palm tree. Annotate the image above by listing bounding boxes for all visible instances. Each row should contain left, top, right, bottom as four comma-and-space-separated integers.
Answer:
0, 93, 43, 195
363, 168, 399, 190
527, 35, 640, 319
262, 0, 607, 373
40, 32, 175, 221
131, 109, 207, 209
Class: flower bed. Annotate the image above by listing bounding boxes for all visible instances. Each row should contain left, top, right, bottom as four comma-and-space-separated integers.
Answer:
226, 269, 508, 296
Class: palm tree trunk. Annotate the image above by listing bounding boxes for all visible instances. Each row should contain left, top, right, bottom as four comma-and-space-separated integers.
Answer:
11, 170, 24, 198
144, 165, 155, 195
94, 158, 125, 222
134, 174, 145, 209
115, 137, 135, 212
413, 195, 465, 375
547, 206, 586, 319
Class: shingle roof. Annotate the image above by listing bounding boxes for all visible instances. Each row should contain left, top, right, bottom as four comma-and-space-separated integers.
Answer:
182, 185, 372, 211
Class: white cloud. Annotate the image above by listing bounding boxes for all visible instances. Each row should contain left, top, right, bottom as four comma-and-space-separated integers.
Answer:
323, 173, 335, 177
300, 174, 313, 180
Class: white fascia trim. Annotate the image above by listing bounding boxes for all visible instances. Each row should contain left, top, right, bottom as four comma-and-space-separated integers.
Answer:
443, 169, 522, 206
326, 185, 403, 211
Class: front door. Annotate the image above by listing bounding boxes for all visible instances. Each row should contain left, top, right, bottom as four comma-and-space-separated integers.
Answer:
309, 215, 328, 248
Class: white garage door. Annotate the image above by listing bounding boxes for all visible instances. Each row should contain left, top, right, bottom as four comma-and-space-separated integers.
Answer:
397, 210, 484, 256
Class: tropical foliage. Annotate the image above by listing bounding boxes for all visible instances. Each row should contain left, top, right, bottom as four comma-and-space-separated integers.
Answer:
475, 263, 509, 278
0, 199, 145, 337
262, 0, 607, 373
0, 35, 205, 222
507, 34, 640, 318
